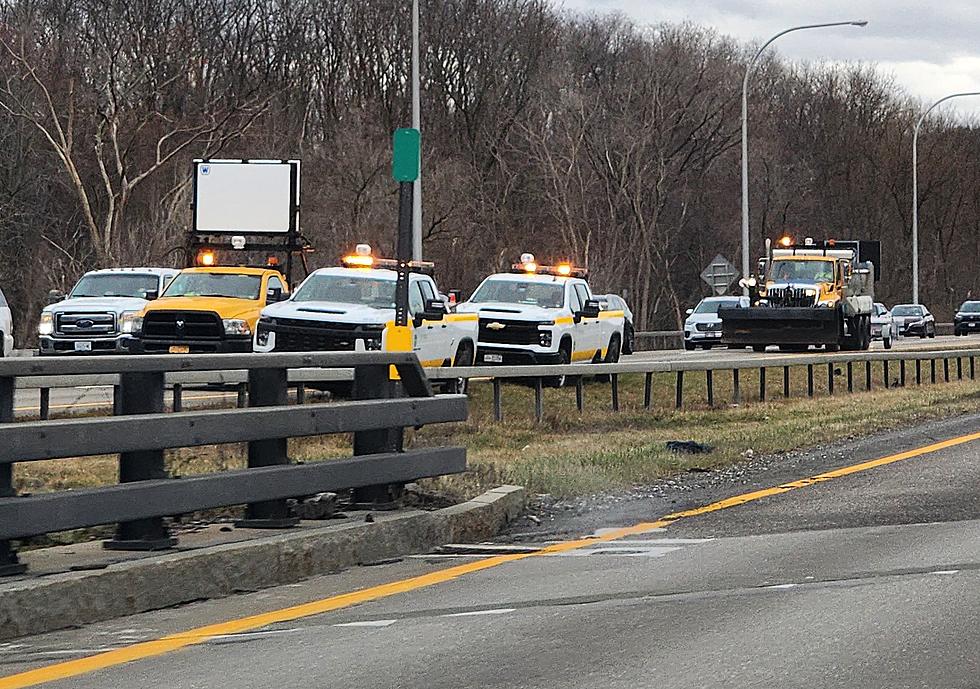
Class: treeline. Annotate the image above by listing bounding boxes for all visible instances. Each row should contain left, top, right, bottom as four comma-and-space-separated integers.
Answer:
1, 0, 979, 342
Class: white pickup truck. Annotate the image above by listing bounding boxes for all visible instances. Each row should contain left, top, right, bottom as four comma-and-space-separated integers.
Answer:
456, 255, 625, 371
38, 268, 179, 355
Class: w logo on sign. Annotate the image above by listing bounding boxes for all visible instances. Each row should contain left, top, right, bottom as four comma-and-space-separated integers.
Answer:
200, 165, 210, 176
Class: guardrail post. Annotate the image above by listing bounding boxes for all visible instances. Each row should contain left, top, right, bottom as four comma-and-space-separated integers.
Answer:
900, 360, 907, 386
865, 361, 872, 391
611, 374, 620, 412
351, 363, 405, 509
971, 356, 976, 380
172, 382, 183, 412
758, 368, 766, 402
39, 387, 50, 420
915, 360, 921, 385
576, 377, 585, 412
943, 358, 950, 383
492, 378, 503, 421
706, 370, 714, 407
929, 359, 936, 384
827, 363, 834, 395
237, 382, 248, 408
732, 369, 740, 404
643, 373, 653, 409
112, 384, 122, 415
783, 366, 790, 398
957, 357, 963, 381
105, 371, 176, 550
675, 371, 684, 409
236, 367, 298, 528
846, 362, 853, 393
884, 360, 890, 388
296, 383, 306, 405
0, 375, 27, 576
533, 378, 544, 423
807, 365, 814, 397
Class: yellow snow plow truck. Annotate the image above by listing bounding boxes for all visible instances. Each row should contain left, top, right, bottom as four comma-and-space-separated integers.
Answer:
720, 237, 879, 352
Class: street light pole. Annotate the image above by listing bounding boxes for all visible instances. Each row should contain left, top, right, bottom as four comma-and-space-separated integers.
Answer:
411, 0, 422, 262
911, 91, 980, 305
741, 20, 868, 292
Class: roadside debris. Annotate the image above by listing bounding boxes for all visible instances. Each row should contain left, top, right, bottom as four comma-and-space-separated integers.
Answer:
666, 440, 713, 454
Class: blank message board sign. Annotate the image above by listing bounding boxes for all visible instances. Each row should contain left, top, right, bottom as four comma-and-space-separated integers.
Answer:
193, 160, 299, 234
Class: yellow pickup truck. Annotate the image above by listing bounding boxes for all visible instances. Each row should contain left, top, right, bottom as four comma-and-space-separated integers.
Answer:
132, 266, 288, 353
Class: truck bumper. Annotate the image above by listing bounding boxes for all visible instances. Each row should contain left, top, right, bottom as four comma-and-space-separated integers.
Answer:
720, 307, 840, 346
133, 337, 253, 354
39, 335, 135, 355
476, 346, 563, 366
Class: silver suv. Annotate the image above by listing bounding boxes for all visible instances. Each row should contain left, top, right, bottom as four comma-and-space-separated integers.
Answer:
684, 296, 749, 350
0, 285, 12, 357
38, 268, 179, 355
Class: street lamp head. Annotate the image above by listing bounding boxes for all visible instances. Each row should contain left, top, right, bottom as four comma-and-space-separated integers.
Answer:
850, 20, 869, 27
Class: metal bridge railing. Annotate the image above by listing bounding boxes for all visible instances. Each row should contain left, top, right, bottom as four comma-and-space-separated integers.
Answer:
0, 352, 467, 577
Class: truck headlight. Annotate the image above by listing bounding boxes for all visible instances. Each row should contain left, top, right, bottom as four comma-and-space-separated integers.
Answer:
222, 319, 252, 336
38, 312, 54, 336
119, 311, 142, 334
805, 288, 818, 297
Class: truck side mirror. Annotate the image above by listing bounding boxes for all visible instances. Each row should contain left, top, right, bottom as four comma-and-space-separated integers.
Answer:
266, 287, 283, 303
578, 299, 601, 320
143, 289, 159, 301
685, 308, 694, 316
47, 289, 65, 304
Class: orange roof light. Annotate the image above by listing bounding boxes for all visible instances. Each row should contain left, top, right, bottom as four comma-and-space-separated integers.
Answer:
342, 243, 375, 268
778, 235, 793, 248
196, 249, 216, 267
556, 263, 572, 276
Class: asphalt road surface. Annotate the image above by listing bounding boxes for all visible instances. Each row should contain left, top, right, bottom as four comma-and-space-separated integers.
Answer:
11, 333, 975, 417
3, 413, 980, 688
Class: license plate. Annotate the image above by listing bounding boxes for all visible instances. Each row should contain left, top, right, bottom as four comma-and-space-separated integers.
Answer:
709, 332, 722, 337
74, 341, 92, 352
483, 353, 503, 363
169, 345, 190, 354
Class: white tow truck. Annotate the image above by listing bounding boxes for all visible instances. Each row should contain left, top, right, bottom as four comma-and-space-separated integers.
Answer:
38, 268, 179, 355
456, 254, 625, 370
254, 245, 479, 370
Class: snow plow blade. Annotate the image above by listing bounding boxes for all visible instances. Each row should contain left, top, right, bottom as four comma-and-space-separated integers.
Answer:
719, 306, 840, 347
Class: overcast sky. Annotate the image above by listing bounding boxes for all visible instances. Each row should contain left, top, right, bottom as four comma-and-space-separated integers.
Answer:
557, 0, 980, 118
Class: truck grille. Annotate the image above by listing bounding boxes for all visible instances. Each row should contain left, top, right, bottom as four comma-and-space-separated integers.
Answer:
478, 319, 543, 345
142, 311, 223, 340
766, 287, 817, 308
264, 318, 382, 352
55, 312, 116, 336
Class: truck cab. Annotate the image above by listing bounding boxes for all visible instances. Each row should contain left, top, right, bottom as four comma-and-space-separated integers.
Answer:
38, 268, 179, 355
253, 246, 478, 368
456, 254, 625, 366
133, 266, 288, 353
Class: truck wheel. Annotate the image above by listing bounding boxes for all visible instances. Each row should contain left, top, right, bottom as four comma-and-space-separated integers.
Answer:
861, 315, 872, 351
884, 335, 892, 349
604, 334, 621, 364
826, 343, 841, 352
544, 341, 572, 388
752, 345, 766, 353
443, 341, 474, 394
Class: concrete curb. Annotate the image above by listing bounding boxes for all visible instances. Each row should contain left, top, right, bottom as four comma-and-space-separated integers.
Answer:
0, 485, 525, 640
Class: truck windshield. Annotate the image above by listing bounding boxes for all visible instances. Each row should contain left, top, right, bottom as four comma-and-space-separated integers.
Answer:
770, 260, 834, 284
163, 273, 262, 300
292, 275, 396, 308
470, 280, 565, 308
70, 274, 159, 299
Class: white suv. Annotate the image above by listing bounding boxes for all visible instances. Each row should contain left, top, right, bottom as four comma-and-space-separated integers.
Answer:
0, 285, 13, 357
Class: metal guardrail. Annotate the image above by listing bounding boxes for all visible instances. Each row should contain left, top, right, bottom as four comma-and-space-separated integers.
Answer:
0, 352, 468, 577
424, 345, 980, 422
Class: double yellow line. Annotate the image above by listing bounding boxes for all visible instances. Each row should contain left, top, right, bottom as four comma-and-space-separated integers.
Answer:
3, 429, 979, 688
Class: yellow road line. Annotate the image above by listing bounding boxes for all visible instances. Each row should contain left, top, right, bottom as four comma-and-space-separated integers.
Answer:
2, 430, 978, 688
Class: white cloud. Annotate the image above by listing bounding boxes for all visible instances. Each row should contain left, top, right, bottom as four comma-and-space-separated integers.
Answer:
553, 0, 980, 118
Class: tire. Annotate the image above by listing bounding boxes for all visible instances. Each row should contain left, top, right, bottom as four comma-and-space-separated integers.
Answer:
884, 335, 892, 350
861, 315, 872, 351
684, 341, 695, 351
544, 341, 572, 388
442, 341, 474, 394
604, 334, 622, 364
752, 345, 766, 353
928, 325, 936, 338
919, 330, 927, 339
826, 343, 841, 352
623, 323, 635, 355
0, 332, 4, 358
702, 344, 713, 350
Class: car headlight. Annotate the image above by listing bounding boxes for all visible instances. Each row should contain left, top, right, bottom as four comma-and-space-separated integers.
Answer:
222, 318, 251, 336
38, 312, 54, 336
119, 311, 142, 334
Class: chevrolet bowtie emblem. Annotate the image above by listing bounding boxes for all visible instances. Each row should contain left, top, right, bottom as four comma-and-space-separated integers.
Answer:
176, 320, 185, 328
487, 322, 506, 330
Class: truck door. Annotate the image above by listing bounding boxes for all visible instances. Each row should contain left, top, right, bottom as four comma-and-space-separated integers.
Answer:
409, 278, 444, 366
572, 282, 601, 359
